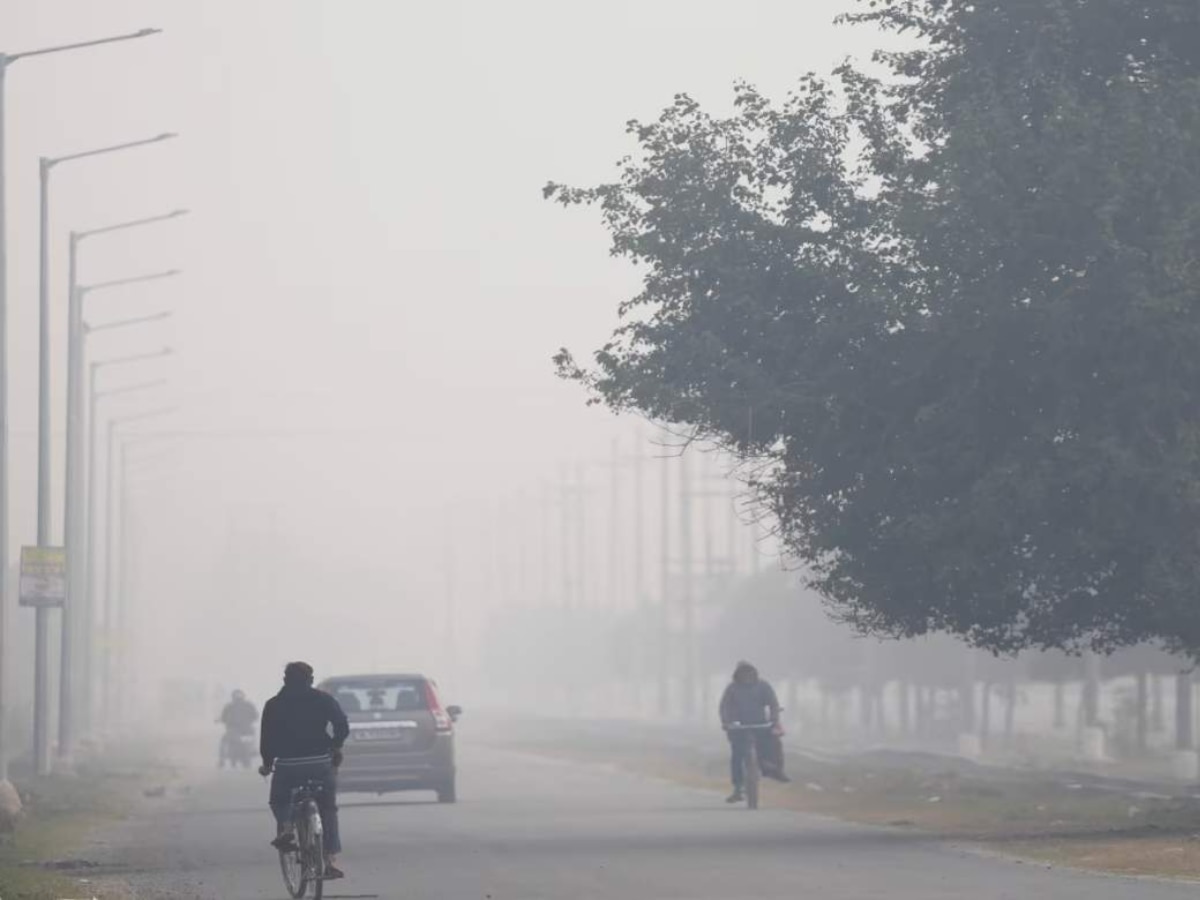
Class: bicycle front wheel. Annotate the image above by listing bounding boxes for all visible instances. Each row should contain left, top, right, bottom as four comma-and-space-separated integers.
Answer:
745, 743, 760, 810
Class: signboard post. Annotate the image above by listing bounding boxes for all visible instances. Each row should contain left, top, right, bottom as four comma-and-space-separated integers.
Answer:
20, 546, 64, 774
19, 546, 65, 607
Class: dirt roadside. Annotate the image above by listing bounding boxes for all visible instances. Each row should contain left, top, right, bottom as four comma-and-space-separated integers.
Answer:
0, 746, 192, 900
490, 718, 1200, 881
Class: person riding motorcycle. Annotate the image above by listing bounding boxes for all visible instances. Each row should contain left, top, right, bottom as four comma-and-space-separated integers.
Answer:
719, 660, 789, 803
218, 689, 259, 767
260, 661, 350, 879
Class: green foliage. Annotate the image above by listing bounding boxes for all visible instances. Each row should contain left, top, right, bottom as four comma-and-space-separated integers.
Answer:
550, 1, 1200, 656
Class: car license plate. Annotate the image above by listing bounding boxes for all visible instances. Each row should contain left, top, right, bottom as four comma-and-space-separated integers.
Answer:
354, 728, 404, 742
350, 721, 417, 743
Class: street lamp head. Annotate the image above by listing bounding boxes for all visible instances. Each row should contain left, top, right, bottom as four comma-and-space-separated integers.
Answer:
156, 132, 179, 142
170, 209, 190, 218
137, 28, 163, 37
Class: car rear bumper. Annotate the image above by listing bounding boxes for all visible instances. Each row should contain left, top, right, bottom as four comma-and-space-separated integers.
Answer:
337, 735, 455, 794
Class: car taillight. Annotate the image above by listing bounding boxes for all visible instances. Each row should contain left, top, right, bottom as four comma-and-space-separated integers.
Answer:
424, 681, 452, 732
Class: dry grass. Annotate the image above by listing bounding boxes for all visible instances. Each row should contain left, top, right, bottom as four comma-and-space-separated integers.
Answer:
0, 752, 176, 899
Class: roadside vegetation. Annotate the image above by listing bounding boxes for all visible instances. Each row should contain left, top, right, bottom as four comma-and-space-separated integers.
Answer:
0, 752, 173, 900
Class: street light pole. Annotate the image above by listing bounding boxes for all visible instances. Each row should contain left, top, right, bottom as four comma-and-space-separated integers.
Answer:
0, 55, 10, 784
4, 26, 164, 775
86, 351, 171, 721
101, 408, 173, 732
39, 134, 177, 532
61, 267, 178, 755
80, 373, 166, 738
38, 138, 176, 766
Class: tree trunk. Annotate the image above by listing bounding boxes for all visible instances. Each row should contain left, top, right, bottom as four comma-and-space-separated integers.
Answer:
960, 652, 977, 734
1151, 674, 1165, 733
980, 682, 992, 750
898, 681, 911, 736
1053, 680, 1066, 729
1003, 678, 1017, 747
1136, 671, 1149, 756
1082, 651, 1101, 727
1176, 670, 1193, 751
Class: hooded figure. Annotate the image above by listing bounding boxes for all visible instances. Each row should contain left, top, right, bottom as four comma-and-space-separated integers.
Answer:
718, 661, 788, 801
718, 661, 778, 727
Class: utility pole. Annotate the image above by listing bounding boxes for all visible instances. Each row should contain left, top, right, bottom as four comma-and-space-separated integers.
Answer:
658, 445, 671, 718
632, 432, 646, 714
559, 466, 572, 609
443, 539, 456, 686
574, 464, 587, 611
515, 490, 530, 609
539, 481, 551, 608
699, 454, 717, 718
678, 452, 695, 721
0, 25, 163, 778
608, 440, 620, 613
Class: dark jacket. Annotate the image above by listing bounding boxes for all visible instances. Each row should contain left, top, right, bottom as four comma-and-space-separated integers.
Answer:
260, 684, 349, 766
221, 698, 258, 736
718, 662, 780, 727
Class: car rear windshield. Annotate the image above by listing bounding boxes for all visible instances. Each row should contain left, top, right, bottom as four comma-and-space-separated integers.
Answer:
325, 678, 427, 714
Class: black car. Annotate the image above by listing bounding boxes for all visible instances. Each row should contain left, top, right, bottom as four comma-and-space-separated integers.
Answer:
318, 673, 461, 802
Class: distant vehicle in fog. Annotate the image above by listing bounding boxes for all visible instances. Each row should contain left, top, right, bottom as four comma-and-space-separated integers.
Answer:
318, 673, 462, 802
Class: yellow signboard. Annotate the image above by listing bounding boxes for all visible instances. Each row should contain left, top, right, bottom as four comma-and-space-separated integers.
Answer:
19, 546, 66, 607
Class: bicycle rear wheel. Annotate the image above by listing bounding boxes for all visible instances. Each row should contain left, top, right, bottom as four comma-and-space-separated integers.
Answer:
305, 803, 325, 900
745, 742, 760, 810
279, 844, 306, 898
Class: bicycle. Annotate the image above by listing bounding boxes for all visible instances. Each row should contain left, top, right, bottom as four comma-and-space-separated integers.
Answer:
725, 722, 775, 810
278, 778, 328, 899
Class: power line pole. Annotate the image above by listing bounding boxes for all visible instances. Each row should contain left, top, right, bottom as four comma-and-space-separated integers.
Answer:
443, 538, 456, 685
574, 464, 587, 611
632, 432, 646, 714
608, 439, 621, 614
559, 466, 572, 609
678, 452, 696, 721
658, 445, 671, 718
539, 481, 552, 608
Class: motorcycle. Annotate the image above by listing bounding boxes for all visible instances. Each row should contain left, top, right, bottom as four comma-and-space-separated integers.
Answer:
218, 730, 255, 769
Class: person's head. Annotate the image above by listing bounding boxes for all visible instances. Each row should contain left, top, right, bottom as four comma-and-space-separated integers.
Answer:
231, 689, 245, 703
733, 661, 759, 684
283, 661, 315, 688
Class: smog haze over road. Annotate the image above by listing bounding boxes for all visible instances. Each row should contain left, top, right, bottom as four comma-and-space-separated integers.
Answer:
5, 2, 1200, 898
2, 0, 878, 705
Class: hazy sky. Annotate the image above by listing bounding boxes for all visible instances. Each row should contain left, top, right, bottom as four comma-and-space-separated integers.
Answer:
3, 1, 884, 700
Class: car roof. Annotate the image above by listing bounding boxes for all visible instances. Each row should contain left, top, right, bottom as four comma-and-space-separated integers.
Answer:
320, 673, 429, 684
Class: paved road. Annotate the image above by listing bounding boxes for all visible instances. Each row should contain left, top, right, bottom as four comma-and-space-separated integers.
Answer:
108, 741, 1197, 899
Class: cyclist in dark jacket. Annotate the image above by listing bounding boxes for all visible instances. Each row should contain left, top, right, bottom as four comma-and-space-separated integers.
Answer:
719, 661, 789, 802
260, 662, 350, 878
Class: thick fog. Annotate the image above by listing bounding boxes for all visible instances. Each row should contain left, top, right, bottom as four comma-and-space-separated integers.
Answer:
0, 0, 873, 721
3, 1, 1188, 774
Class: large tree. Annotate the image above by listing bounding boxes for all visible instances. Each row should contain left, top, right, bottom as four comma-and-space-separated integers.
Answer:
549, 0, 1200, 656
